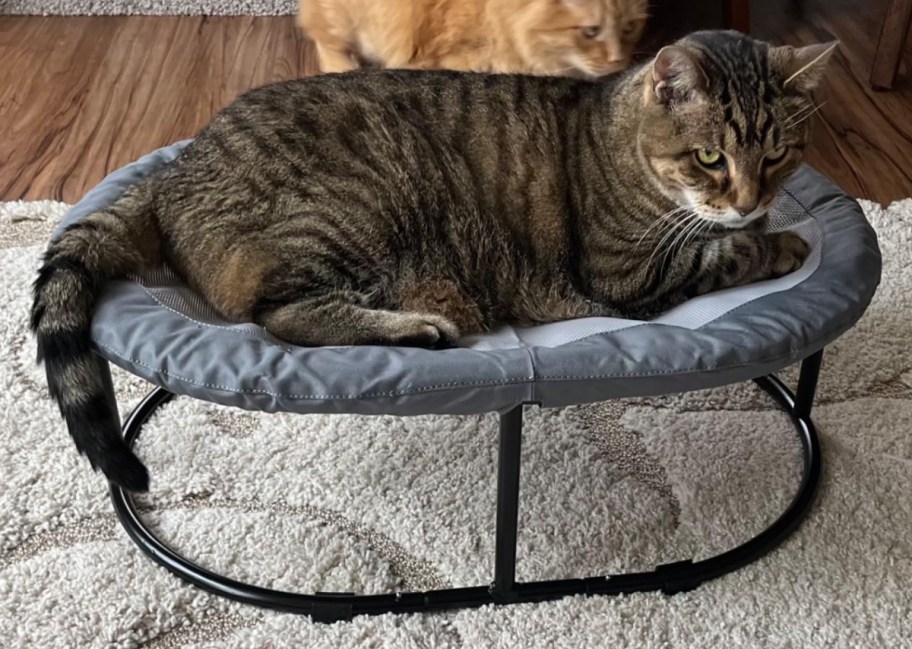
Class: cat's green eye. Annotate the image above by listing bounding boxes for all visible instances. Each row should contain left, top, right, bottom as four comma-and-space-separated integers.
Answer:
581, 26, 601, 39
695, 149, 724, 168
765, 146, 789, 164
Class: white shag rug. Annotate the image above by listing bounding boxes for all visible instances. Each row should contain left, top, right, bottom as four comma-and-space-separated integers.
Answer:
0, 1, 295, 15
1, 197, 910, 648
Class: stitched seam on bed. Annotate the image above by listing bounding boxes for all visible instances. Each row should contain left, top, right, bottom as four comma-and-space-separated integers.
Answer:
536, 315, 856, 381
783, 184, 817, 215
137, 287, 254, 333
95, 340, 530, 399
95, 314, 848, 397
134, 285, 297, 352
93, 282, 871, 400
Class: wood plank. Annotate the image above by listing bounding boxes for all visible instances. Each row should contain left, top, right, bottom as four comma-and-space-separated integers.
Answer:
870, 0, 912, 89
0, 16, 316, 203
0, 17, 116, 199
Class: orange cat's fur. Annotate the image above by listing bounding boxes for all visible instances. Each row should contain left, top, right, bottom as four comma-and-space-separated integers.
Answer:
298, 0, 649, 77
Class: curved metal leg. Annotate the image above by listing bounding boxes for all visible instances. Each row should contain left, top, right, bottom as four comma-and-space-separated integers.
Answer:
110, 351, 823, 622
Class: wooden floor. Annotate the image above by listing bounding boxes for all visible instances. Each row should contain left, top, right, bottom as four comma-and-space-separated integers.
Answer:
1, 0, 910, 204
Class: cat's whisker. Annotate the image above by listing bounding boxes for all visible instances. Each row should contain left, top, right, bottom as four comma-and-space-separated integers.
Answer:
656, 224, 689, 273
782, 102, 818, 125
634, 206, 690, 250
786, 102, 827, 130
783, 107, 816, 128
633, 210, 684, 251
644, 221, 684, 274
662, 214, 706, 270
647, 212, 700, 273
675, 213, 711, 259
676, 218, 704, 258
783, 101, 828, 130
647, 212, 693, 260
683, 218, 714, 260
786, 104, 820, 124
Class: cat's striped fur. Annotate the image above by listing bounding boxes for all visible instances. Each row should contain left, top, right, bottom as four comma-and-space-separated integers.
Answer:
31, 31, 835, 490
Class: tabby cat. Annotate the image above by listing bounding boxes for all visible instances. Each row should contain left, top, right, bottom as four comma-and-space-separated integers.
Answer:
32, 31, 835, 491
299, 0, 649, 76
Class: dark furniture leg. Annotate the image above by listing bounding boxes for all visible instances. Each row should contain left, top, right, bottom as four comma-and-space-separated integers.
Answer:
724, 0, 750, 33
492, 406, 523, 602
871, 0, 912, 89
110, 351, 824, 622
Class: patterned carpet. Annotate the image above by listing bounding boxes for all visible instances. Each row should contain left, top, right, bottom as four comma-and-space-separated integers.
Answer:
1, 198, 910, 648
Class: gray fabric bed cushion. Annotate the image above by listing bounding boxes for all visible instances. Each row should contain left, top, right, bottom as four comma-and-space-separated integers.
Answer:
54, 142, 881, 415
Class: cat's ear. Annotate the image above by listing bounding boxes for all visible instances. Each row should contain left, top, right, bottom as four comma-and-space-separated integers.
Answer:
646, 46, 708, 107
770, 41, 838, 94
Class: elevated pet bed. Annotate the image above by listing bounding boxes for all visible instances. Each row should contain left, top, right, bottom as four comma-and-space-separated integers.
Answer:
55, 142, 881, 622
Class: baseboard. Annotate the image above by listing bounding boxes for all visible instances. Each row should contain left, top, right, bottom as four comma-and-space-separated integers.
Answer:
0, 0, 296, 15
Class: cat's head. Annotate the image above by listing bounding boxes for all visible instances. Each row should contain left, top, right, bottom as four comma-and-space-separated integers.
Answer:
516, 0, 648, 77
637, 31, 837, 227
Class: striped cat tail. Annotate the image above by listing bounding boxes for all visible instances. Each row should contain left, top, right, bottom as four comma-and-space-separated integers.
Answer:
30, 184, 161, 491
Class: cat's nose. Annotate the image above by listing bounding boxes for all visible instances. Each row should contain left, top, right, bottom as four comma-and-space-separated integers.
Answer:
735, 201, 759, 217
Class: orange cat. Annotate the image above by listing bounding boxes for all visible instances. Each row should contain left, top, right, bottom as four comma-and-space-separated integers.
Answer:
298, 0, 649, 77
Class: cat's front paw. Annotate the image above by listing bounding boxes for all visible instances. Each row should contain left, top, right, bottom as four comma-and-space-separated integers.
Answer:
769, 231, 810, 277
390, 313, 461, 350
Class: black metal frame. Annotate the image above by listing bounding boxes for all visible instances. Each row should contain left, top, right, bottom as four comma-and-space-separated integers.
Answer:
110, 350, 824, 623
